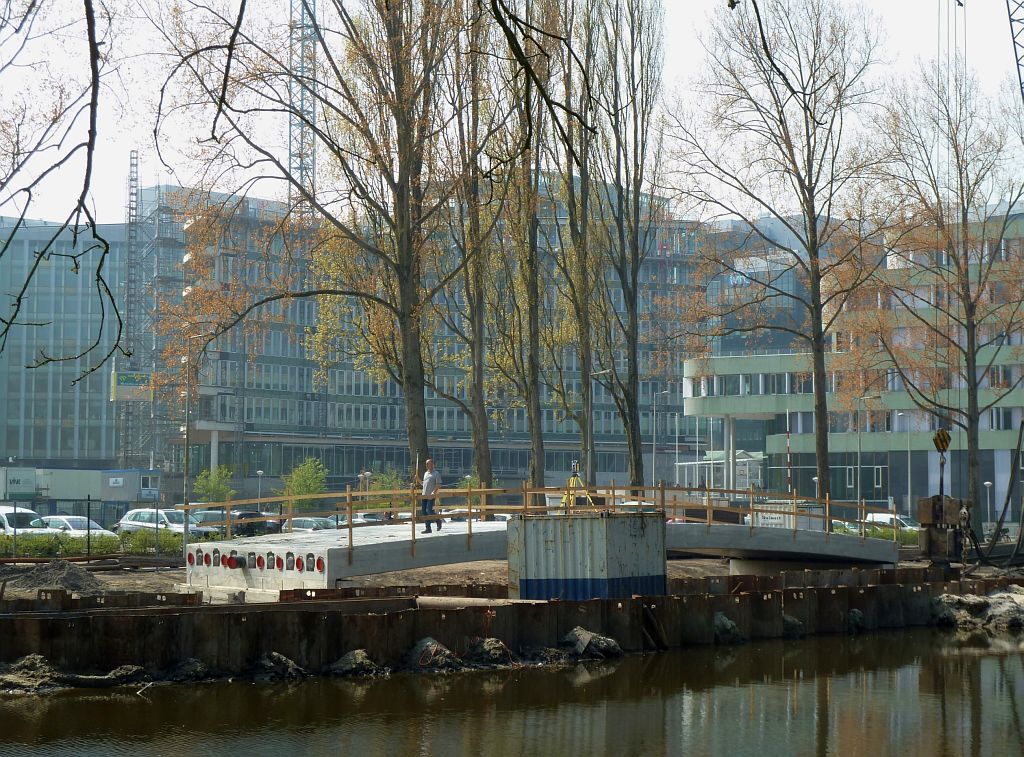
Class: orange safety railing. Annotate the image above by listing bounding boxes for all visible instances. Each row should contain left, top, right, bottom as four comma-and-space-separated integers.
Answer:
176, 481, 908, 559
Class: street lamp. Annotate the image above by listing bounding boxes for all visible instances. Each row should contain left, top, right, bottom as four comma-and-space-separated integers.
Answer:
985, 480, 993, 528
674, 412, 680, 486
180, 354, 191, 559
898, 412, 911, 518
589, 369, 613, 485
652, 388, 670, 487
256, 470, 264, 501
857, 394, 881, 506
180, 333, 207, 558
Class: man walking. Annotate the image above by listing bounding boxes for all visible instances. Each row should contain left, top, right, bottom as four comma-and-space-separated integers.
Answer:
419, 458, 442, 534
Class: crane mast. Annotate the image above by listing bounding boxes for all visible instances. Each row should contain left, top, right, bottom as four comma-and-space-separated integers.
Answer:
289, 0, 317, 209
1008, 1, 1024, 104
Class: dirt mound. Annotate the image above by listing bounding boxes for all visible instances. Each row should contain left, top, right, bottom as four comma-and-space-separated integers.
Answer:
463, 637, 517, 668
0, 560, 102, 594
403, 637, 462, 672
325, 649, 387, 678
0, 654, 144, 693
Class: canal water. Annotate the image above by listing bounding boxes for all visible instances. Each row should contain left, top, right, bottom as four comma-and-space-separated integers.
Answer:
1, 629, 1022, 756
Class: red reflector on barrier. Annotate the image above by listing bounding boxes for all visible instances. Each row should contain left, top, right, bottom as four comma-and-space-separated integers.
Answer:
220, 554, 228, 567
316, 556, 325, 573
256, 555, 265, 569
227, 555, 237, 569
203, 553, 211, 567
187, 552, 195, 566
276, 556, 284, 571
295, 558, 304, 572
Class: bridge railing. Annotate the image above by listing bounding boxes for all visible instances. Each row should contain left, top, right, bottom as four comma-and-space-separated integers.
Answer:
176, 481, 906, 552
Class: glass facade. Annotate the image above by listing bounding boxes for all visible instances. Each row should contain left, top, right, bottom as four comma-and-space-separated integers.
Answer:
0, 217, 126, 468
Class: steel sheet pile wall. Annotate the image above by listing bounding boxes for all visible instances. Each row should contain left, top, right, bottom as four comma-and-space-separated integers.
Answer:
508, 513, 667, 600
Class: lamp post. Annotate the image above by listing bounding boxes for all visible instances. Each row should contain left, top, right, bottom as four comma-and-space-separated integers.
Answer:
857, 394, 881, 506
180, 354, 191, 559
985, 480, 993, 528
256, 470, 264, 501
812, 476, 819, 500
709, 417, 715, 488
674, 412, 680, 486
652, 388, 670, 486
590, 369, 613, 485
898, 411, 911, 518
180, 333, 207, 559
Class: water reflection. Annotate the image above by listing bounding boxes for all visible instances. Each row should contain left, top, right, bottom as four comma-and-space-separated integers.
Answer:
1, 630, 1022, 757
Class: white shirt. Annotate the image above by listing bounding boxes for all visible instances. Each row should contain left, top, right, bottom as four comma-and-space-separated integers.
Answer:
421, 469, 440, 497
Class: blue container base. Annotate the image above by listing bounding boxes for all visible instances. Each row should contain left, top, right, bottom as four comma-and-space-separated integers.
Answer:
517, 575, 667, 600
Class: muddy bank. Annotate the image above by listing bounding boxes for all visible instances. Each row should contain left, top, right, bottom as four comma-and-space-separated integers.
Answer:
933, 587, 1024, 649
0, 626, 625, 695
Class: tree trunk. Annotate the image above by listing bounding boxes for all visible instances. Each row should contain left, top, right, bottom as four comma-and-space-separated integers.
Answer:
468, 261, 493, 488
965, 307, 981, 529
809, 271, 831, 501
625, 299, 644, 486
581, 333, 595, 485
526, 203, 546, 488
398, 271, 430, 475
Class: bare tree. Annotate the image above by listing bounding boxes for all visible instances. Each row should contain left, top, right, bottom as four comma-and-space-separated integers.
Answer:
487, 0, 557, 488
425, 2, 516, 488
668, 0, 881, 498
535, 0, 601, 485
592, 0, 664, 487
0, 0, 117, 377
157, 0, 481, 473
844, 59, 1024, 519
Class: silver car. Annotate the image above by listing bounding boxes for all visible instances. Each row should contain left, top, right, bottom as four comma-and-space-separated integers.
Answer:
40, 515, 117, 539
113, 508, 218, 537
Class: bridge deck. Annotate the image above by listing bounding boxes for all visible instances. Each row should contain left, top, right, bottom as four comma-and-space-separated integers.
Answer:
185, 518, 897, 592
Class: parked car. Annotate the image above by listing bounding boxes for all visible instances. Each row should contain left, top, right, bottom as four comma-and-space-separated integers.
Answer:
284, 517, 328, 532
313, 516, 346, 530
38, 515, 117, 539
0, 506, 58, 535
865, 513, 919, 532
830, 520, 857, 534
191, 509, 226, 534
113, 509, 218, 538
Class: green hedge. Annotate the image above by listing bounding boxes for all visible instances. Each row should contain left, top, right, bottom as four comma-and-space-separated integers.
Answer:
863, 526, 920, 547
0, 533, 121, 558
118, 529, 183, 555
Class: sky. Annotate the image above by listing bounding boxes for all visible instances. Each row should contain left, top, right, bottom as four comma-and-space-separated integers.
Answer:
12, 0, 1023, 225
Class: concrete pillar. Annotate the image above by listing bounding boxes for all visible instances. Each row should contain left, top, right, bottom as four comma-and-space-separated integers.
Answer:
210, 429, 220, 471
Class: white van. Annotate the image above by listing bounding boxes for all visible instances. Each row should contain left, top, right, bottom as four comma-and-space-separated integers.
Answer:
0, 505, 55, 535
865, 513, 919, 531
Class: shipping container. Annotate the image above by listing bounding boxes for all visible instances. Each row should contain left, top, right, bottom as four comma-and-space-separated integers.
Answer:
507, 512, 666, 600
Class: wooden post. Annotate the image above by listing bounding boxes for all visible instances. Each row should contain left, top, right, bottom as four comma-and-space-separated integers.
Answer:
825, 492, 831, 537
226, 507, 233, 539
749, 486, 754, 533
658, 481, 666, 515
287, 498, 294, 533
860, 499, 866, 539
410, 487, 417, 555
610, 479, 616, 513
521, 480, 528, 516
792, 489, 798, 536
706, 482, 712, 527
467, 486, 473, 551
346, 485, 354, 565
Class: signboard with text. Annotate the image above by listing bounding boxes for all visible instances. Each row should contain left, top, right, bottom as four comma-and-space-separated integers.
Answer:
110, 371, 152, 402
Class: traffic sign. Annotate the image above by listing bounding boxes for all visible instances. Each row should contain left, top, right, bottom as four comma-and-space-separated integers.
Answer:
933, 428, 951, 453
